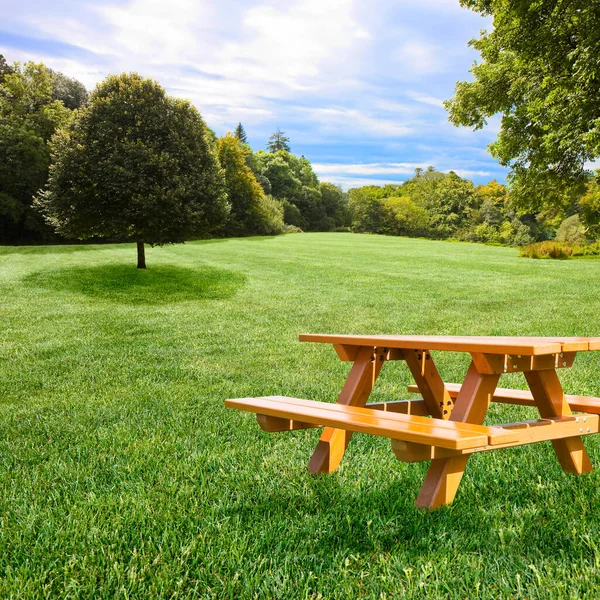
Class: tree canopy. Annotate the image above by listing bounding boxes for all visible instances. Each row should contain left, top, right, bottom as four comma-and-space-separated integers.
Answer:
266, 128, 291, 153
37, 72, 228, 267
0, 62, 69, 243
446, 0, 600, 210
50, 69, 89, 109
216, 133, 284, 236
233, 122, 248, 144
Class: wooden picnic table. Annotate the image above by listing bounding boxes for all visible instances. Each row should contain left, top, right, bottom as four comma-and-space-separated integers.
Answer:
226, 335, 600, 509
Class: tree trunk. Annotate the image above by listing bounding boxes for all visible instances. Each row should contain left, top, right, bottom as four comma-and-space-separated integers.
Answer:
137, 240, 146, 269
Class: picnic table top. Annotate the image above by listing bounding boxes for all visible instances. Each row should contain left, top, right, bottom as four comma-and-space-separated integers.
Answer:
299, 334, 600, 355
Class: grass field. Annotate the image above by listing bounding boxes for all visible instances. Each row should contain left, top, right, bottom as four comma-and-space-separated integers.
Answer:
2, 232, 600, 599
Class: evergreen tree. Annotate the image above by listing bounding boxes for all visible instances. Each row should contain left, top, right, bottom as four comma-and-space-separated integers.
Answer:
233, 122, 248, 144
266, 128, 290, 152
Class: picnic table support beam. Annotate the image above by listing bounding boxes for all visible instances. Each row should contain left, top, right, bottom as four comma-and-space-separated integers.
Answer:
524, 369, 593, 474
308, 346, 384, 474
415, 361, 500, 509
402, 349, 451, 419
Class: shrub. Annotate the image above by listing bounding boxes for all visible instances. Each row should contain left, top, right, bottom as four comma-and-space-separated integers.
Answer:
283, 224, 303, 234
556, 214, 586, 244
519, 241, 573, 259
570, 241, 600, 256
252, 194, 285, 235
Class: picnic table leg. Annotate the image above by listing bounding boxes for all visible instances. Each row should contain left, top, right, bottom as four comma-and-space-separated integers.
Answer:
415, 362, 500, 509
402, 349, 451, 419
308, 346, 384, 474
524, 369, 592, 474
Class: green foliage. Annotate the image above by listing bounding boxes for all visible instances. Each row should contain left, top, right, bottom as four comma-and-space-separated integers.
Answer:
519, 241, 573, 259
49, 69, 89, 109
319, 182, 350, 228
405, 170, 476, 237
447, 0, 600, 208
217, 133, 282, 236
249, 150, 345, 231
555, 214, 586, 244
266, 127, 290, 152
37, 73, 228, 264
233, 122, 247, 144
0, 61, 70, 243
252, 194, 285, 235
382, 197, 429, 237
579, 179, 600, 239
348, 188, 388, 233
0, 54, 13, 83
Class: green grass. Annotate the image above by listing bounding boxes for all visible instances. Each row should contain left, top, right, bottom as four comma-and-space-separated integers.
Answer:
1, 233, 600, 599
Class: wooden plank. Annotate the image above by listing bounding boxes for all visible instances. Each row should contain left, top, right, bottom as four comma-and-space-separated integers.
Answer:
333, 344, 360, 362
366, 399, 430, 416
470, 352, 576, 374
415, 363, 501, 509
524, 370, 593, 474
402, 349, 452, 419
225, 396, 519, 449
299, 334, 576, 355
308, 346, 384, 474
392, 414, 600, 461
256, 414, 319, 432
407, 383, 600, 414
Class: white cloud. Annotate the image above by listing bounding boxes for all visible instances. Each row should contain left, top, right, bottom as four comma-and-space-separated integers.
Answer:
320, 176, 406, 189
392, 40, 443, 74
405, 91, 445, 108
301, 107, 412, 137
314, 162, 423, 176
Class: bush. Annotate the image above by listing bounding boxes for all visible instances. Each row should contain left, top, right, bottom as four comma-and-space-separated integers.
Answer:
252, 194, 285, 235
333, 226, 351, 232
556, 214, 586, 244
570, 241, 600, 256
283, 224, 303, 234
519, 241, 573, 259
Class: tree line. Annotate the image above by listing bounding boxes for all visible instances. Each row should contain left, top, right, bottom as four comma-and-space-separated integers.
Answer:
348, 167, 600, 247
0, 57, 349, 265
2, 52, 599, 267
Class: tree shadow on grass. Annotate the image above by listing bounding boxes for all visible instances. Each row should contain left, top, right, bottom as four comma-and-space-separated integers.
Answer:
24, 264, 246, 305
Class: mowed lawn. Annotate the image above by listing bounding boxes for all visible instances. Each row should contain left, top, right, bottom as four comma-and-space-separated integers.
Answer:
2, 233, 600, 599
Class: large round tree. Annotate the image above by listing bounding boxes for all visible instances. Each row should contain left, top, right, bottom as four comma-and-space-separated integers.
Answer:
37, 72, 229, 268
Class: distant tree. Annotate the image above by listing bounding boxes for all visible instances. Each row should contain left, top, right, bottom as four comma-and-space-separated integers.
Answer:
253, 151, 302, 202
50, 70, 89, 109
579, 179, 600, 240
403, 168, 475, 237
556, 214, 586, 244
446, 0, 600, 210
233, 122, 248, 144
37, 73, 228, 268
382, 197, 429, 237
217, 133, 284, 236
0, 54, 13, 83
348, 188, 388, 233
267, 128, 290, 152
319, 182, 350, 228
0, 61, 69, 244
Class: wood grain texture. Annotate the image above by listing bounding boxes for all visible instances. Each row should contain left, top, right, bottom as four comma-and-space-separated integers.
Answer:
226, 396, 519, 449
408, 383, 600, 414
415, 363, 501, 509
524, 370, 593, 474
308, 346, 384, 473
299, 334, 599, 355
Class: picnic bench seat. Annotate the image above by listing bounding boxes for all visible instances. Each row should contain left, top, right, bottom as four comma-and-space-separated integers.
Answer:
407, 383, 600, 414
225, 396, 520, 450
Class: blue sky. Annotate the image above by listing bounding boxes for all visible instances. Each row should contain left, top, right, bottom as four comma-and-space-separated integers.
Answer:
0, 0, 506, 188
